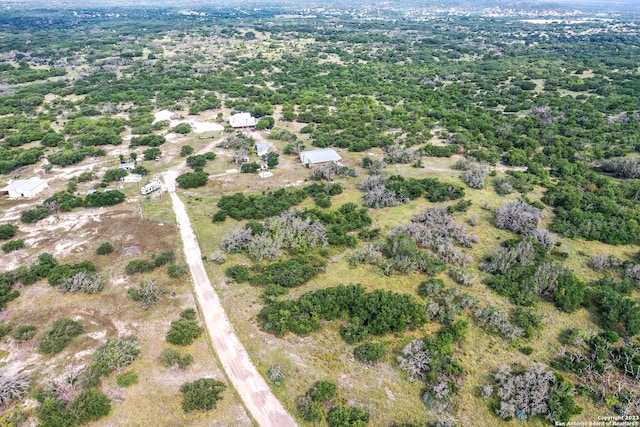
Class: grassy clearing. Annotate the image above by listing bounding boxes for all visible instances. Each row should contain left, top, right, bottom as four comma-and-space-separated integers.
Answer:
140, 195, 176, 224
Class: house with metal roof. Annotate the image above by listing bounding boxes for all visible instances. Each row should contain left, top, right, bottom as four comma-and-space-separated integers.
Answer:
228, 112, 257, 129
300, 148, 342, 166
0, 177, 48, 198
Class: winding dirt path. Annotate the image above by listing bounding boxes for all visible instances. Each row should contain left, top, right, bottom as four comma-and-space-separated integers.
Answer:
165, 171, 297, 427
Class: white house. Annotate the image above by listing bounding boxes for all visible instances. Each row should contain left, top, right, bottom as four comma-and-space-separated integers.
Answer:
0, 177, 48, 198
228, 112, 257, 129
300, 148, 342, 166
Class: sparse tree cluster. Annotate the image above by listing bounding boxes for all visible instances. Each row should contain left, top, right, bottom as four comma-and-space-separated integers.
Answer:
600, 157, 640, 179
486, 364, 581, 423
59, 271, 104, 293
397, 322, 467, 413
553, 334, 640, 415
311, 162, 357, 181
395, 206, 477, 266
495, 200, 545, 235
221, 209, 328, 260
453, 159, 490, 189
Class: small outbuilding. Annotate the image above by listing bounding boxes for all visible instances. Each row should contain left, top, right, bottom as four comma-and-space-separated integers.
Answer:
119, 162, 136, 170
0, 177, 48, 198
300, 148, 342, 166
121, 174, 142, 183
255, 142, 270, 157
229, 112, 257, 129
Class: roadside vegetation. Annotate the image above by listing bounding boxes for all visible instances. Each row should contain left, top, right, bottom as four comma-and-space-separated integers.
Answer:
1, 3, 640, 426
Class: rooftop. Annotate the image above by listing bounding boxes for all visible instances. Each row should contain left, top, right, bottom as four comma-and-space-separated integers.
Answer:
300, 148, 342, 165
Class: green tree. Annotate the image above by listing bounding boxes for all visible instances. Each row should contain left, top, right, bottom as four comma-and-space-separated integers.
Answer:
327, 405, 370, 427
176, 171, 208, 188
0, 224, 18, 240
180, 378, 226, 412
174, 123, 192, 134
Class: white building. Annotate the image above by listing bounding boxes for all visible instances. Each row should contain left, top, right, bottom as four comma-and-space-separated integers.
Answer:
228, 112, 257, 129
121, 174, 142, 183
0, 177, 48, 198
300, 148, 342, 166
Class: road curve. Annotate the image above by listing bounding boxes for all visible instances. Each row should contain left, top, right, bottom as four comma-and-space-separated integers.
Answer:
167, 181, 298, 427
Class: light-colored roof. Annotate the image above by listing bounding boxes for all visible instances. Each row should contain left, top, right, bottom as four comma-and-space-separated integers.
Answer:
255, 142, 270, 156
300, 148, 342, 165
1, 177, 47, 192
229, 112, 257, 128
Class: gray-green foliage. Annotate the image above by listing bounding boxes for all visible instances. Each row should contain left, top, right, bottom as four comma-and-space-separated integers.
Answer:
128, 280, 164, 309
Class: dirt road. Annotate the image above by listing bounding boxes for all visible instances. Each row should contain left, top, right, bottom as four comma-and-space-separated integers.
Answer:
166, 171, 297, 427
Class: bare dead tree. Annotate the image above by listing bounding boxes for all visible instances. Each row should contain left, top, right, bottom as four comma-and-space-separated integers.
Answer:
495, 200, 545, 235
0, 372, 30, 404
60, 272, 104, 293
398, 339, 432, 382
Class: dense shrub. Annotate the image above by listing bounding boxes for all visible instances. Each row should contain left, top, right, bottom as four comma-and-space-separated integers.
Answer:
67, 389, 111, 424
241, 162, 261, 173
249, 256, 326, 288
180, 378, 226, 412
38, 318, 84, 355
0, 224, 18, 240
354, 341, 387, 364
216, 189, 307, 220
20, 206, 50, 223
47, 261, 97, 286
327, 405, 370, 427
225, 265, 250, 282
180, 145, 194, 157
186, 153, 215, 170
176, 171, 208, 188
83, 190, 125, 207
259, 284, 427, 339
174, 123, 192, 134
166, 310, 203, 345
1, 239, 25, 253
125, 259, 155, 275
96, 242, 113, 255
297, 399, 324, 422
102, 168, 128, 182
36, 389, 111, 427
129, 134, 165, 147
